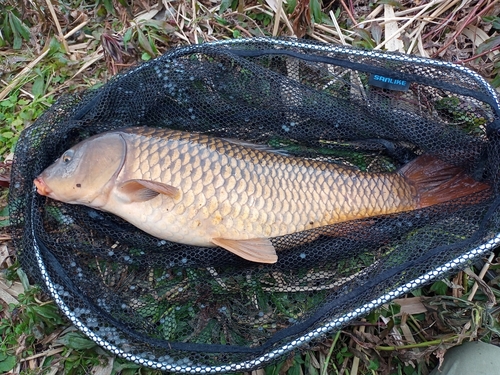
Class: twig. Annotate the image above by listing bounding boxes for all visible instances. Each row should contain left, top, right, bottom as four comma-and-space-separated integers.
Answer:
350, 322, 365, 375
330, 10, 347, 45
0, 79, 34, 99
20, 347, 65, 362
432, 0, 496, 57
225, 11, 267, 36
310, 31, 340, 44
69, 46, 103, 79
375, 335, 458, 351
321, 330, 341, 375
0, 234, 12, 241
384, 4, 404, 52
366, 4, 384, 21
417, 33, 430, 57
234, 24, 253, 37
347, 0, 355, 18
314, 23, 355, 42
407, 0, 463, 54
358, 16, 427, 26
457, 45, 500, 63
166, 0, 191, 44
466, 252, 496, 302
420, 0, 464, 41
374, 0, 441, 50
339, 0, 358, 26
44, 0, 69, 53
191, 0, 198, 44
263, 3, 294, 35
272, 0, 284, 36
394, 0, 447, 17
0, 49, 50, 102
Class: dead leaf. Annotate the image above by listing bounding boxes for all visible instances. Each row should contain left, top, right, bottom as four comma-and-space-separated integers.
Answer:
0, 273, 24, 302
14, 333, 27, 356
251, 369, 265, 375
477, 35, 500, 56
91, 356, 114, 375
289, 0, 311, 38
370, 21, 383, 44
400, 313, 417, 345
384, 4, 404, 52
134, 6, 161, 22
434, 347, 447, 371
462, 25, 491, 49
392, 297, 428, 315
0, 287, 18, 305
0, 161, 12, 188
0, 244, 10, 266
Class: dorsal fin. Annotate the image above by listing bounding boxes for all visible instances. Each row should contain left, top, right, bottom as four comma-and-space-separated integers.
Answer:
223, 138, 289, 156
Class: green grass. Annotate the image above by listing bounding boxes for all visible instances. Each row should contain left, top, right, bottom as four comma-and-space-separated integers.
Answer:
0, 93, 54, 159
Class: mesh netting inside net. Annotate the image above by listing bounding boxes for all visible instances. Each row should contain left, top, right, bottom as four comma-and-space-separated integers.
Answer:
9, 38, 500, 372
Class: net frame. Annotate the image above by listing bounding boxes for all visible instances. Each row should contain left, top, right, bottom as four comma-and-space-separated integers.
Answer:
10, 37, 500, 373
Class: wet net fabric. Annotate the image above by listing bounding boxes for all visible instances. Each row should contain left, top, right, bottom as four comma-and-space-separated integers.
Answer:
9, 38, 500, 372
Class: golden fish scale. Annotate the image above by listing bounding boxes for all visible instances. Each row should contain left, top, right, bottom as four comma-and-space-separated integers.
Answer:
117, 127, 416, 242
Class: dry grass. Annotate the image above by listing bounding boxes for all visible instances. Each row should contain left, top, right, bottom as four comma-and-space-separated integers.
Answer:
1, 0, 500, 374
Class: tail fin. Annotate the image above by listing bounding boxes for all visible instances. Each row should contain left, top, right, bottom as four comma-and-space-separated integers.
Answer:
399, 155, 490, 209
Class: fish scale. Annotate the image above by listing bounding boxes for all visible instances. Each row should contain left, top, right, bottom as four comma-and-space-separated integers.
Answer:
34, 127, 490, 263
118, 128, 415, 237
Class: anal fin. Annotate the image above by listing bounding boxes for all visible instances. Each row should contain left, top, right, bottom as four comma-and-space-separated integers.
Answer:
211, 237, 278, 264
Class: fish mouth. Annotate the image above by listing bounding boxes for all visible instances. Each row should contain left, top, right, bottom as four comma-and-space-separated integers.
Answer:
34, 177, 52, 196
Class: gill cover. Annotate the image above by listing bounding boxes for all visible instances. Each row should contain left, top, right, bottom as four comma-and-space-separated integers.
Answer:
38, 132, 126, 206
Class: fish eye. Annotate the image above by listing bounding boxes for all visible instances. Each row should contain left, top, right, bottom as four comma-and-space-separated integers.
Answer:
62, 149, 75, 163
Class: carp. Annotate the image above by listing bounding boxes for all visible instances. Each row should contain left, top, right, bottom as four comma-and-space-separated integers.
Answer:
34, 127, 489, 263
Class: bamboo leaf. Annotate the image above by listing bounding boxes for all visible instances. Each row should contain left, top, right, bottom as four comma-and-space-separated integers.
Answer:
8, 13, 22, 49
17, 268, 30, 291
31, 304, 62, 321
32, 75, 45, 98
477, 35, 500, 55
310, 0, 322, 23
102, 0, 115, 15
219, 0, 232, 13
354, 28, 376, 48
377, 0, 404, 8
57, 332, 97, 350
491, 74, 500, 88
135, 25, 155, 58
8, 12, 30, 41
370, 22, 383, 44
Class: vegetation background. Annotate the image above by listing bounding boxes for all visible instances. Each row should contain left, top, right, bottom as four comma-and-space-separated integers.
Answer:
1, 0, 500, 374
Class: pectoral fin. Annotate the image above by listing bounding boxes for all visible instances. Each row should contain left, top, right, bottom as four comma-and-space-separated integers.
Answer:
211, 237, 278, 264
119, 179, 180, 202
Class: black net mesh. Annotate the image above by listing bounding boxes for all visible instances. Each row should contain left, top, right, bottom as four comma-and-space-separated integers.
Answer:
9, 38, 500, 372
